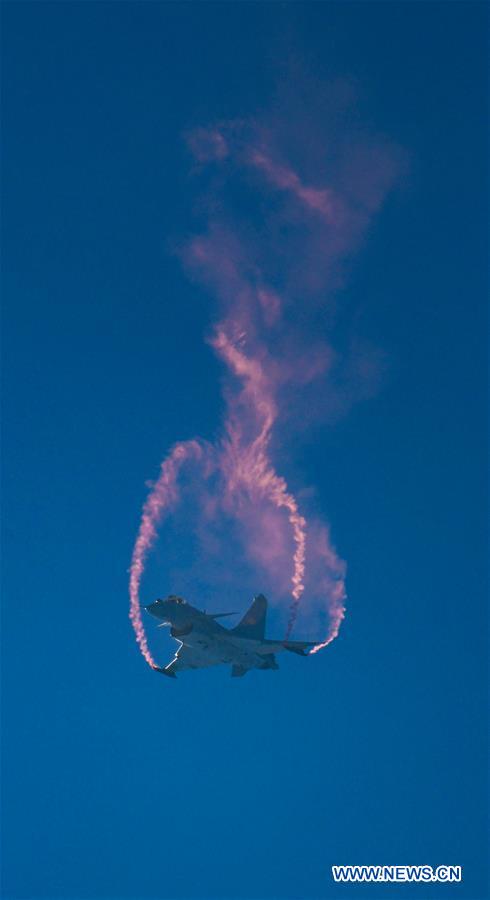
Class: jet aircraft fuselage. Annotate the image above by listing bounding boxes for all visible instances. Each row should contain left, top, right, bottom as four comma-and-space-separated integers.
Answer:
145, 594, 314, 678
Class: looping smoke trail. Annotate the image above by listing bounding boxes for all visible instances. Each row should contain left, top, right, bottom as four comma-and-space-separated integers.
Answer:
129, 440, 203, 668
129, 90, 398, 666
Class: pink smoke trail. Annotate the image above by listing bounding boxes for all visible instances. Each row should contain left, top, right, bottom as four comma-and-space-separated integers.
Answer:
310, 584, 346, 653
248, 149, 335, 221
212, 328, 307, 635
129, 440, 203, 668
129, 95, 398, 665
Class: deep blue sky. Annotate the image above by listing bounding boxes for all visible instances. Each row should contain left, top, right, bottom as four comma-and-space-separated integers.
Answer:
1, 3, 488, 900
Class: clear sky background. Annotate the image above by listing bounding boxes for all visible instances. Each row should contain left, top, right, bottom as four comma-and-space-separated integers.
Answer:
1, 3, 488, 900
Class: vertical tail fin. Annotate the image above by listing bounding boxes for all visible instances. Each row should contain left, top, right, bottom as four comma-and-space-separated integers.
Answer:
232, 594, 267, 640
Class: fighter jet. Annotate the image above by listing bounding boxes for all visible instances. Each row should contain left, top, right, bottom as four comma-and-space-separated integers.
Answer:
144, 593, 315, 678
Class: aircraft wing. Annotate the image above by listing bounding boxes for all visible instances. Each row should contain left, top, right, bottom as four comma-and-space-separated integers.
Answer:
256, 638, 316, 657
154, 639, 218, 678
282, 640, 316, 656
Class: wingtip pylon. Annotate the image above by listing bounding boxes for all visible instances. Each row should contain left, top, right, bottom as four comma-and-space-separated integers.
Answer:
152, 665, 177, 679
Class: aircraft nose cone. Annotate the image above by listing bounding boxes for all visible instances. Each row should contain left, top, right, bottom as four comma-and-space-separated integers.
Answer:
145, 600, 170, 621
